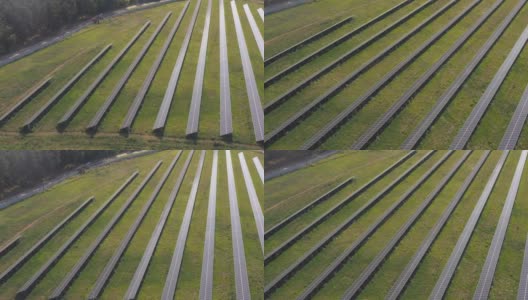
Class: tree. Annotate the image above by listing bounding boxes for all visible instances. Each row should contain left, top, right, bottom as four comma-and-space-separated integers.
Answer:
77, 0, 97, 16
0, 0, 134, 55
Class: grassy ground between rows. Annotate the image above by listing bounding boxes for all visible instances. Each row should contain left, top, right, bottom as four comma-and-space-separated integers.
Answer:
0, 150, 263, 299
264, 0, 528, 149
0, 0, 263, 149
265, 151, 527, 299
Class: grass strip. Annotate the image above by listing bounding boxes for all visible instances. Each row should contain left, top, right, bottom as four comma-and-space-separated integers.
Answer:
264, 16, 353, 65
230, 0, 264, 143
351, 0, 506, 149
86, 12, 173, 134
226, 150, 251, 299
186, 0, 213, 136
0, 77, 52, 127
430, 151, 509, 299
264, 0, 459, 146
153, 0, 202, 134
124, 151, 194, 300
518, 233, 528, 300
161, 151, 206, 300
265, 176, 354, 238
296, 151, 453, 299
499, 80, 528, 149
264, 151, 431, 296
264, 0, 430, 90
47, 162, 161, 299
387, 151, 489, 299
0, 235, 21, 258
120, 2, 191, 134
21, 45, 112, 132
88, 151, 182, 299
402, 0, 526, 149
14, 171, 139, 297
199, 150, 218, 300
300, 0, 480, 150
265, 151, 419, 264
56, 22, 151, 131
343, 151, 471, 299
238, 152, 264, 252
450, 25, 528, 149
0, 195, 98, 285
243, 3, 264, 59
473, 150, 527, 299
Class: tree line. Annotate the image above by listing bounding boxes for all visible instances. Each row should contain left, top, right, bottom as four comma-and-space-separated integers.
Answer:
265, 0, 291, 5
0, 0, 159, 55
0, 150, 117, 201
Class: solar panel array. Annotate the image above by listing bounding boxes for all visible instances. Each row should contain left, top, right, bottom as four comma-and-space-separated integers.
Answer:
0, 150, 263, 299
265, 151, 528, 299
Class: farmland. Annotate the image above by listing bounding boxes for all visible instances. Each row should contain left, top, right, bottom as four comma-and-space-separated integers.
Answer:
0, 149, 264, 299
265, 150, 528, 299
265, 0, 528, 150
0, 0, 264, 150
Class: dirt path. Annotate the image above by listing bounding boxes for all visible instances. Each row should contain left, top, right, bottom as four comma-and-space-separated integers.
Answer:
0, 201, 71, 246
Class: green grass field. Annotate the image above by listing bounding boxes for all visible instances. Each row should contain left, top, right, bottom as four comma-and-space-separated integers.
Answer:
264, 0, 528, 150
264, 150, 528, 299
0, 0, 263, 150
0, 149, 264, 299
